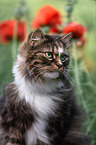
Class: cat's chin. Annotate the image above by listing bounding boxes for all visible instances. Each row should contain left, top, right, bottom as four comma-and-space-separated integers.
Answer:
44, 72, 60, 79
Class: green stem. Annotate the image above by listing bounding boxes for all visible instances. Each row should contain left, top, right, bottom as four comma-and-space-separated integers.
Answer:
93, 1, 96, 43
73, 46, 89, 114
86, 117, 96, 135
73, 46, 82, 95
12, 20, 18, 62
67, 13, 71, 22
83, 62, 96, 92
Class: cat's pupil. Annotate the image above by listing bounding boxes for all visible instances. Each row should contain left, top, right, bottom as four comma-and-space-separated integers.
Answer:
45, 52, 53, 59
61, 55, 66, 61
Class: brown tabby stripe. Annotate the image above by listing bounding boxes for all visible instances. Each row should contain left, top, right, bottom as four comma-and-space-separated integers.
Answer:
59, 41, 64, 49
29, 59, 43, 66
53, 41, 64, 53
52, 44, 56, 53
54, 41, 59, 50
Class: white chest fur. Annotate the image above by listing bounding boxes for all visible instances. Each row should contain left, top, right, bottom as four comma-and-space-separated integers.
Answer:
25, 117, 48, 145
24, 92, 57, 145
22, 89, 57, 145
13, 62, 63, 145
25, 113, 49, 145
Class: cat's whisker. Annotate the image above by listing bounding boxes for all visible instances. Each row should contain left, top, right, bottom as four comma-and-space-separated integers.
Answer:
24, 71, 31, 78
30, 66, 40, 71
65, 68, 75, 72
63, 71, 73, 87
34, 70, 47, 83
65, 43, 72, 50
33, 70, 47, 89
67, 66, 74, 69
68, 65, 88, 71
35, 73, 45, 85
29, 66, 41, 76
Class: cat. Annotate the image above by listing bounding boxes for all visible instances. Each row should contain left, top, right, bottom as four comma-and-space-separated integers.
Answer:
0, 28, 91, 145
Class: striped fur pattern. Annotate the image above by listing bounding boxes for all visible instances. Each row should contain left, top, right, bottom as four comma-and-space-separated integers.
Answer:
0, 28, 91, 145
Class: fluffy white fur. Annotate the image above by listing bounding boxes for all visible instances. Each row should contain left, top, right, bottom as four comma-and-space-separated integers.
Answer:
58, 47, 63, 57
13, 61, 63, 145
44, 72, 59, 79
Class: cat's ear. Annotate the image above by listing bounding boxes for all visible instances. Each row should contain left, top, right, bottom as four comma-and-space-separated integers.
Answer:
29, 28, 45, 47
61, 32, 72, 49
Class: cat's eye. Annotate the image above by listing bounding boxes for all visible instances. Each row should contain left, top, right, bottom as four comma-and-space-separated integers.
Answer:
45, 52, 53, 59
60, 55, 66, 61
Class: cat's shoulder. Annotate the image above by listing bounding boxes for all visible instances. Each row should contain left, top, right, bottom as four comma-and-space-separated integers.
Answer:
0, 82, 17, 108
3, 82, 16, 96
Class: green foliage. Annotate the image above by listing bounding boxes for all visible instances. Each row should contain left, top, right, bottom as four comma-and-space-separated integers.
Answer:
0, 44, 13, 95
0, 0, 96, 144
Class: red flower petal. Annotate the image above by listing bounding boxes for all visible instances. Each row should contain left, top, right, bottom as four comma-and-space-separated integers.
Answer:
0, 20, 15, 43
63, 22, 87, 39
17, 20, 26, 42
49, 25, 60, 33
31, 5, 62, 29
0, 20, 26, 44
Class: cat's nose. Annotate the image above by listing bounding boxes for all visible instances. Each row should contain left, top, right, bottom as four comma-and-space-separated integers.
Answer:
56, 64, 62, 69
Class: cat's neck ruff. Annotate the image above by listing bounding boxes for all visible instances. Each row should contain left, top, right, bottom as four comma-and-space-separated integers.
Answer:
13, 62, 63, 115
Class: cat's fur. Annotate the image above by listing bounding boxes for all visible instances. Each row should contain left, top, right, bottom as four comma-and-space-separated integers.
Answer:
0, 28, 91, 145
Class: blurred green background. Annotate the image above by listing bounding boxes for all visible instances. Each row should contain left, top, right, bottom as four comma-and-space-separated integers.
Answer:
0, 0, 96, 144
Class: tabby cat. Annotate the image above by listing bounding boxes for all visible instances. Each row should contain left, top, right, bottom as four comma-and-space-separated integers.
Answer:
0, 28, 91, 145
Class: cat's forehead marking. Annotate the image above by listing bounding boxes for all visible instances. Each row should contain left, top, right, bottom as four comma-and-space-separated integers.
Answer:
58, 47, 63, 57
53, 41, 64, 57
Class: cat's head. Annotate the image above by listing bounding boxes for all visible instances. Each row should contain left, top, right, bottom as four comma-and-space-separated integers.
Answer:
16, 28, 71, 83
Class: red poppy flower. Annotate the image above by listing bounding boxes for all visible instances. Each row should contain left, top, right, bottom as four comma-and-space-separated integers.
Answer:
0, 20, 15, 43
49, 25, 60, 33
0, 20, 26, 44
31, 5, 62, 29
63, 22, 87, 39
17, 21, 26, 42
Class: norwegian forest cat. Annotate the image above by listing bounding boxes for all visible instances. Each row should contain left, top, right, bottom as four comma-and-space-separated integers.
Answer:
0, 28, 91, 145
